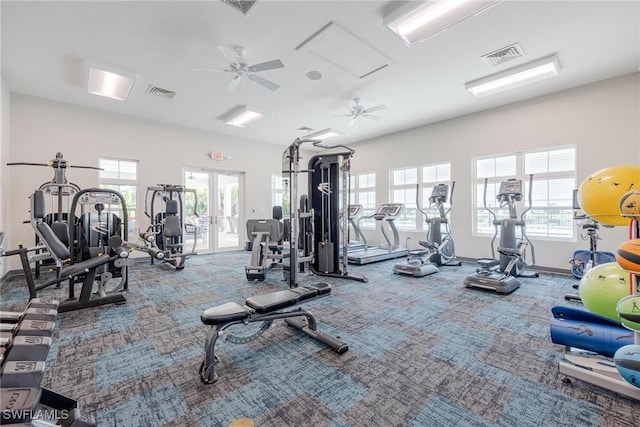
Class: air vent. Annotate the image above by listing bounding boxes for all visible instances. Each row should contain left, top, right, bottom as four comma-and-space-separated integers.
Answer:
221, 0, 259, 15
481, 43, 525, 67
146, 85, 176, 99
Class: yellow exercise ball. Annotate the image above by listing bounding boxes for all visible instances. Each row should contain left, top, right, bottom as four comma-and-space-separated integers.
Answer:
619, 189, 640, 219
578, 165, 640, 227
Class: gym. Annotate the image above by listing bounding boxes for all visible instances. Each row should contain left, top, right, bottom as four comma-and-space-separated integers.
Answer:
0, 1, 639, 426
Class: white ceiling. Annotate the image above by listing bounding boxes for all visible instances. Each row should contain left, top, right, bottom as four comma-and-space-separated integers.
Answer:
2, 1, 639, 147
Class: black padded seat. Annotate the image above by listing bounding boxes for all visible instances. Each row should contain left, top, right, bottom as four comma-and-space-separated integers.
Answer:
245, 283, 332, 313
201, 302, 252, 326
246, 290, 305, 313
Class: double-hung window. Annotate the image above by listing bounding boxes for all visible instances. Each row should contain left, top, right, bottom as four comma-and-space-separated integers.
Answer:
390, 167, 417, 230
352, 172, 376, 229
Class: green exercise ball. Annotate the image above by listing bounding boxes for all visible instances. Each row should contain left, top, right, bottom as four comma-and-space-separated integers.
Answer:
579, 262, 630, 322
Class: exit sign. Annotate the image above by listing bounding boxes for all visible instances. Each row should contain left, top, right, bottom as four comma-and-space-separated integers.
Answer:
210, 152, 224, 161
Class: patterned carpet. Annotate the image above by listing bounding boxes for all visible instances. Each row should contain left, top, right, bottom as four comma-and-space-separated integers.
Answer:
1, 251, 639, 427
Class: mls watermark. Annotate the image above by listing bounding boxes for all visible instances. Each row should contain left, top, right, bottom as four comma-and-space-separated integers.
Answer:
2, 408, 70, 421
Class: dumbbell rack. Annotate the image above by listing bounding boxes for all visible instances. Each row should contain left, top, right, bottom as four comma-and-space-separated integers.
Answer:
0, 299, 96, 426
558, 218, 640, 400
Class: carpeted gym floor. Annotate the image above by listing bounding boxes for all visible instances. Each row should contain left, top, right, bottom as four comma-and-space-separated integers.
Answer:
1, 251, 639, 427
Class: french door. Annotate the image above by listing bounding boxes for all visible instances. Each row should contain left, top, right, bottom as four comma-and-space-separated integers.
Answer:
184, 168, 244, 252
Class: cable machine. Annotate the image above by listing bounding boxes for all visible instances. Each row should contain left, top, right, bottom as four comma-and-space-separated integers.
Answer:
282, 138, 367, 287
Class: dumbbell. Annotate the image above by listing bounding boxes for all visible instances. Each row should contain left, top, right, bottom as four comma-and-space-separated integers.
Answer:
0, 319, 55, 338
0, 336, 52, 367
0, 298, 58, 324
0, 361, 46, 388
0, 387, 42, 424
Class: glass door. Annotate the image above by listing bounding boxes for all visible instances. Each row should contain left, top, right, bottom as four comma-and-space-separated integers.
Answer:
184, 168, 244, 253
184, 170, 212, 253
215, 172, 242, 251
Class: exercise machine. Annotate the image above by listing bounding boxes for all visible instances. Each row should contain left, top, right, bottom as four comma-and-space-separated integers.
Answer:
347, 203, 408, 265
464, 176, 539, 294
245, 206, 285, 281
281, 138, 366, 286
199, 282, 347, 384
68, 188, 132, 294
7, 152, 101, 277
3, 193, 130, 312
139, 184, 199, 270
569, 190, 615, 279
393, 182, 461, 277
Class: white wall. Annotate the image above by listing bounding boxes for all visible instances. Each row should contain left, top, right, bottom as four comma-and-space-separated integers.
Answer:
0, 77, 10, 279
5, 94, 303, 270
350, 73, 640, 270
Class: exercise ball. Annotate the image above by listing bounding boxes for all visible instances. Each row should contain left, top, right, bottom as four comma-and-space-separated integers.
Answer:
616, 295, 640, 332
579, 262, 630, 322
577, 165, 640, 227
616, 239, 640, 274
619, 189, 640, 218
614, 344, 640, 389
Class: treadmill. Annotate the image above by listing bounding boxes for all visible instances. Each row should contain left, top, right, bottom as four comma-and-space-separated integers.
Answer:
344, 204, 367, 253
347, 203, 408, 265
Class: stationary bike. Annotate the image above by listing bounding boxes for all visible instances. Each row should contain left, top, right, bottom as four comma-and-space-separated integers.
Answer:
393, 182, 461, 277
464, 175, 539, 294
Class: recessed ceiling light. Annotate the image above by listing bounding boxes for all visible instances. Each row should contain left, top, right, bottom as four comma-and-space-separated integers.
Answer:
87, 67, 136, 101
306, 71, 324, 80
220, 105, 269, 128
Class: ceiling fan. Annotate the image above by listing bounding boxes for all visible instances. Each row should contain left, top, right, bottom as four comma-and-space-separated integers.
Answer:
194, 45, 284, 92
339, 98, 387, 127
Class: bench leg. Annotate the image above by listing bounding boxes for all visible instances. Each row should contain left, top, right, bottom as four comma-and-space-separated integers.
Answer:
201, 326, 221, 384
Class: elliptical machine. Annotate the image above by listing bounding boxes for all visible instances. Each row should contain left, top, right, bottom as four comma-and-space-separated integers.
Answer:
464, 175, 539, 294
393, 182, 461, 277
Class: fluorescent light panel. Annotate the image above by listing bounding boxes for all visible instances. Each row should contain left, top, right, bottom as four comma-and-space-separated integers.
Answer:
465, 55, 561, 97
221, 105, 267, 128
88, 67, 135, 101
305, 128, 344, 140
384, 0, 502, 46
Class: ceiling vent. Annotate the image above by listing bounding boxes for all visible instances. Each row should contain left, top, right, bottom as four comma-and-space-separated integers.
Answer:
481, 43, 525, 67
221, 0, 259, 15
146, 85, 176, 99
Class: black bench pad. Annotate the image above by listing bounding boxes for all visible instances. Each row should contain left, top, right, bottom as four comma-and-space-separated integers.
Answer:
201, 283, 333, 324
201, 302, 252, 326
246, 283, 332, 313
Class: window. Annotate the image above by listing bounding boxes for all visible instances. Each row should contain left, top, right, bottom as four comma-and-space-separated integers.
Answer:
99, 158, 138, 236
271, 174, 289, 216
390, 167, 418, 230
473, 147, 576, 239
390, 162, 452, 231
352, 172, 376, 228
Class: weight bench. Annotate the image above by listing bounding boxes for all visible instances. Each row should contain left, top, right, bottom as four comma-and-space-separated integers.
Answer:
199, 282, 347, 384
